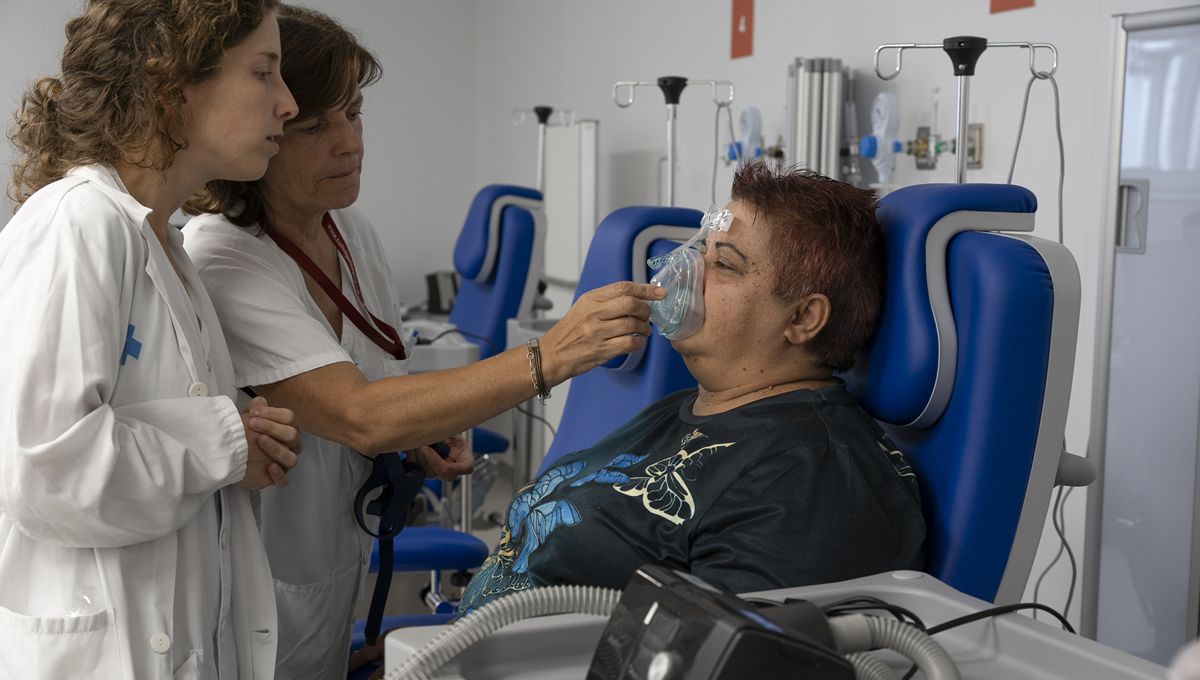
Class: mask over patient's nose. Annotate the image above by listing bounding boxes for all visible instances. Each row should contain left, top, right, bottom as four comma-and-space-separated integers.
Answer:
646, 206, 732, 341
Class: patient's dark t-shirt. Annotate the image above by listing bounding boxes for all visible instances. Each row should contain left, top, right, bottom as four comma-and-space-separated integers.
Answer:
458, 382, 926, 613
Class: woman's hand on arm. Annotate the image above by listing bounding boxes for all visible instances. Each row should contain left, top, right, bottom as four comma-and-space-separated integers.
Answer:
238, 396, 303, 490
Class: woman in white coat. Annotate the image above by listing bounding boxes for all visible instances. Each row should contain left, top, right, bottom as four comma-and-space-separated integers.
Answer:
182, 6, 664, 678
0, 1, 303, 678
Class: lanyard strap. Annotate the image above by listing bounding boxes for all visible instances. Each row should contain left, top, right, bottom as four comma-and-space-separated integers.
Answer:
353, 452, 426, 646
267, 213, 406, 360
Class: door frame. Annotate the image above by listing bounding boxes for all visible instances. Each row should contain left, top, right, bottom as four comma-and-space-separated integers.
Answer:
1081, 3, 1200, 641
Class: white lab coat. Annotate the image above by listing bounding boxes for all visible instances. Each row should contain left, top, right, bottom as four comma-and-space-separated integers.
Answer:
0, 166, 277, 679
184, 208, 408, 680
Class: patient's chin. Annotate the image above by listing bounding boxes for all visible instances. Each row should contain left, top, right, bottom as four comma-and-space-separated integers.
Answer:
668, 336, 691, 355
672, 341, 707, 368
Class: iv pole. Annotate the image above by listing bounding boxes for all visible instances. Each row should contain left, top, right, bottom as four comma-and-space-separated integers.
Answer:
612, 76, 735, 206
874, 37, 1058, 183
511, 106, 577, 192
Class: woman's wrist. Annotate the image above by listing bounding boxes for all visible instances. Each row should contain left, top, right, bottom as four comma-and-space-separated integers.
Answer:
531, 334, 566, 389
524, 338, 551, 404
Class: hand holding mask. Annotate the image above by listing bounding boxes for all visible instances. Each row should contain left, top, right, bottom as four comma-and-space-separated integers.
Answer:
646, 206, 732, 340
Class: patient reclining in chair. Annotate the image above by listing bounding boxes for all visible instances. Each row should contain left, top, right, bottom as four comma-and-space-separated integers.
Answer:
459, 164, 926, 613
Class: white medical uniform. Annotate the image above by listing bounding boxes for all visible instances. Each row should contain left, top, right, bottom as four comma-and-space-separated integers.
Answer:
184, 207, 408, 680
0, 165, 277, 679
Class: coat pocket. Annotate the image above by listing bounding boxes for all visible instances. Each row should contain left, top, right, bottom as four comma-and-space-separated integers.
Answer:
272, 565, 361, 680
172, 650, 202, 680
0, 605, 121, 678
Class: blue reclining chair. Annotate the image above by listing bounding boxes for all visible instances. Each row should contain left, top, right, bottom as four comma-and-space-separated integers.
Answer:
450, 184, 547, 456
439, 185, 546, 510
537, 205, 701, 475
845, 183, 1091, 604
450, 184, 546, 360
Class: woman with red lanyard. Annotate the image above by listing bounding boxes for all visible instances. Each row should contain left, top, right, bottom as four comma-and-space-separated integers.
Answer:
181, 6, 664, 679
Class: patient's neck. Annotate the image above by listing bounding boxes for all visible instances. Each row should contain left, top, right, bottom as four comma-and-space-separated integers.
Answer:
692, 369, 835, 416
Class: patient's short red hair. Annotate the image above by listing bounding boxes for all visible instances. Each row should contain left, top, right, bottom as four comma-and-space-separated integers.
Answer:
731, 163, 884, 371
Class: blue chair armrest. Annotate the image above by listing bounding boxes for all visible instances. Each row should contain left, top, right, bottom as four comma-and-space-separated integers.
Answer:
369, 526, 489, 573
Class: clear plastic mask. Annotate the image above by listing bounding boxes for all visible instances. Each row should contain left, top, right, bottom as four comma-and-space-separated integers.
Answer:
646, 206, 732, 341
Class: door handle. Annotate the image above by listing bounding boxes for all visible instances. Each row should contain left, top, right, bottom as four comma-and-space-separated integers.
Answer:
1115, 179, 1149, 254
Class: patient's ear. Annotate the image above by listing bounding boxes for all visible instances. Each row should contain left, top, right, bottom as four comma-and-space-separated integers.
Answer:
784, 294, 830, 346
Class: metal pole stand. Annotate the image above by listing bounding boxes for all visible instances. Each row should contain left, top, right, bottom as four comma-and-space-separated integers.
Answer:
511, 106, 577, 192
874, 36, 1058, 183
612, 76, 735, 206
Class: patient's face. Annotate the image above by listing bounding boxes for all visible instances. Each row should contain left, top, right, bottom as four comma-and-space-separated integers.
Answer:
672, 200, 794, 379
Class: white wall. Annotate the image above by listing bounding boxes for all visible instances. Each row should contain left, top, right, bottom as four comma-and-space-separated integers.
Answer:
260, 0, 480, 303
273, 0, 480, 302
469, 0, 1191, 629
0, 1, 85, 217
0, 1, 478, 304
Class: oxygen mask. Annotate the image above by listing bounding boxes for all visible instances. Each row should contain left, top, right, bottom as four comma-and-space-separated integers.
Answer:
646, 206, 732, 341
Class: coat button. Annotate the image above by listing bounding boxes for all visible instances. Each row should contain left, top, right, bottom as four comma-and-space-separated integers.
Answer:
188, 382, 209, 398
149, 632, 171, 654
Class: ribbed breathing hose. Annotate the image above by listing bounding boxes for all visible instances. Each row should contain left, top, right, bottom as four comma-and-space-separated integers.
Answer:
830, 614, 960, 680
383, 585, 621, 680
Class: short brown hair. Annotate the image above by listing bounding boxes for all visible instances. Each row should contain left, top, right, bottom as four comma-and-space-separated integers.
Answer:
7, 0, 280, 209
185, 4, 382, 229
731, 163, 883, 371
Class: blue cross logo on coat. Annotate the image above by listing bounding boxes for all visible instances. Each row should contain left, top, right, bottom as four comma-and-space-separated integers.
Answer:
121, 324, 142, 366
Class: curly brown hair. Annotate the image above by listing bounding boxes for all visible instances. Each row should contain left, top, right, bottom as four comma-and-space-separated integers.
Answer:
731, 162, 884, 372
7, 0, 280, 210
184, 4, 382, 230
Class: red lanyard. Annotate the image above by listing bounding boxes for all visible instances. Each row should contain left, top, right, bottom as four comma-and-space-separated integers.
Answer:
268, 213, 406, 360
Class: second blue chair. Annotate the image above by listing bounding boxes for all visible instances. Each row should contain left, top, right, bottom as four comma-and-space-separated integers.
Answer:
537, 205, 702, 475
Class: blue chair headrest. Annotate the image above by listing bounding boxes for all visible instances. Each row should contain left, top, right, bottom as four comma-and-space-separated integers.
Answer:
575, 206, 702, 371
852, 183, 1037, 427
453, 184, 543, 281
